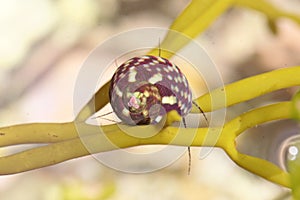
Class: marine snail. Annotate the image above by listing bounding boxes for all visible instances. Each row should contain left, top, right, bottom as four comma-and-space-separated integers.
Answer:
109, 55, 193, 125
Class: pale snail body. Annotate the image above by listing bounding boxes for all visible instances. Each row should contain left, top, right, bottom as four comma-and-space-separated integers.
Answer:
109, 55, 193, 125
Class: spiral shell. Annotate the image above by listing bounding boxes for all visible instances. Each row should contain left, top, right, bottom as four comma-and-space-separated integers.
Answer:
109, 55, 192, 125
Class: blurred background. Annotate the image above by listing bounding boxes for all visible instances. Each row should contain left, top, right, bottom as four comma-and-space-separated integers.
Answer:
0, 0, 300, 199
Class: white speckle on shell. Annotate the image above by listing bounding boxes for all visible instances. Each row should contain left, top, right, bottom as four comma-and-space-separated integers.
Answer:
174, 77, 178, 83
174, 86, 179, 93
148, 73, 162, 84
183, 107, 188, 114
157, 57, 165, 63
180, 90, 184, 97
172, 64, 179, 73
188, 93, 192, 102
122, 108, 130, 116
162, 96, 177, 105
184, 92, 188, 99
168, 66, 174, 72
171, 84, 175, 91
119, 72, 126, 79
122, 64, 129, 69
115, 85, 123, 97
181, 104, 185, 110
128, 69, 137, 82
177, 76, 182, 83
178, 100, 182, 107
153, 59, 159, 64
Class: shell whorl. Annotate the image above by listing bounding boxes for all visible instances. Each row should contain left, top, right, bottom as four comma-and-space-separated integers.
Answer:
109, 55, 192, 125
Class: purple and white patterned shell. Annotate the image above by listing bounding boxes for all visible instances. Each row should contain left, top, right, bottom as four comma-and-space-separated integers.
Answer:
109, 55, 193, 125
